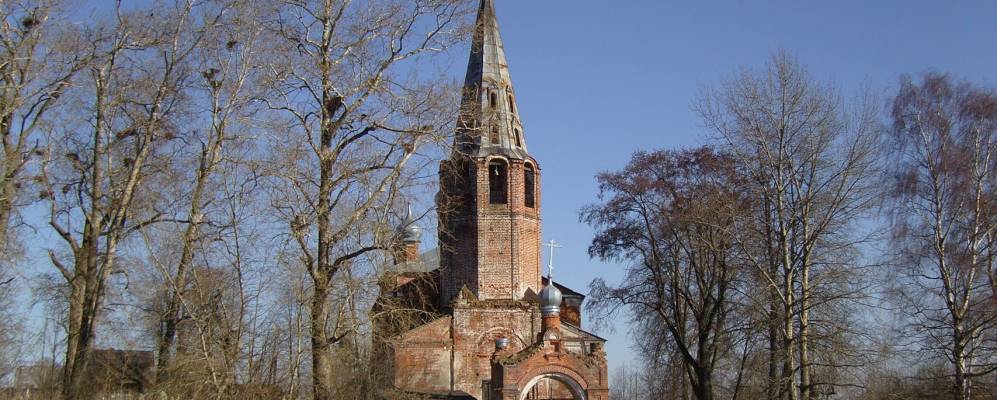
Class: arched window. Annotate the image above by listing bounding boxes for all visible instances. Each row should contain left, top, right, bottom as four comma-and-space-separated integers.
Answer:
524, 164, 535, 208
489, 161, 508, 204
508, 94, 515, 113
489, 91, 497, 108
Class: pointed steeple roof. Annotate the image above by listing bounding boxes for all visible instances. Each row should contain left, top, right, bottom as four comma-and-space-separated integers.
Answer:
464, 0, 511, 90
456, 0, 530, 159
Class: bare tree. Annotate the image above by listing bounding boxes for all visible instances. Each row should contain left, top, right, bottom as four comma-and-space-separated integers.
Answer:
697, 51, 880, 400
611, 363, 646, 400
0, 266, 24, 385
0, 0, 84, 258
584, 147, 749, 400
885, 72, 997, 400
152, 0, 264, 385
257, 1, 470, 398
39, 2, 215, 398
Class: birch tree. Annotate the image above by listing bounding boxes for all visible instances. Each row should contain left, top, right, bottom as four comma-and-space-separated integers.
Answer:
697, 52, 879, 400
885, 72, 997, 400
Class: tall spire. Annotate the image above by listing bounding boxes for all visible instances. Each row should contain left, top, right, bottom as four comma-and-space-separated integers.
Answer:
457, 0, 529, 159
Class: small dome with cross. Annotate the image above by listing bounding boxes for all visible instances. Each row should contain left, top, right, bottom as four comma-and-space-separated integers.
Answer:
539, 281, 562, 316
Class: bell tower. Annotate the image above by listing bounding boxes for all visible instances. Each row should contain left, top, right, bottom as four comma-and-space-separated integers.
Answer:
438, 0, 541, 303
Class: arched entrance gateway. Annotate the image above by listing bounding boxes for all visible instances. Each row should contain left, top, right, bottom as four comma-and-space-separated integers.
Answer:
519, 373, 586, 400
487, 283, 609, 400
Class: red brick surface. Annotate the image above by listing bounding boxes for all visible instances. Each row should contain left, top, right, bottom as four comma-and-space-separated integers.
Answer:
439, 156, 542, 304
381, 1, 608, 396
385, 127, 606, 400
489, 330, 609, 400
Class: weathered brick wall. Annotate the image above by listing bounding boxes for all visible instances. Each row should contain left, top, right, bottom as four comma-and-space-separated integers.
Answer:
437, 158, 479, 304
492, 343, 609, 400
390, 302, 546, 399
451, 302, 540, 399
391, 317, 454, 394
392, 242, 422, 265
560, 305, 580, 328
439, 155, 542, 302
403, 243, 420, 263
386, 287, 605, 399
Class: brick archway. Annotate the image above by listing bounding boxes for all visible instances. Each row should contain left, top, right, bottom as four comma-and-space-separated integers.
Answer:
515, 365, 588, 400
517, 372, 586, 400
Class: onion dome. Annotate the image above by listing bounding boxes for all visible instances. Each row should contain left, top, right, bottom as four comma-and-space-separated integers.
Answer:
539, 281, 562, 316
399, 206, 422, 243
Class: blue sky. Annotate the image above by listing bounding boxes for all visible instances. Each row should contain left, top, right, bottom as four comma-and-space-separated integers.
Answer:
472, 0, 997, 371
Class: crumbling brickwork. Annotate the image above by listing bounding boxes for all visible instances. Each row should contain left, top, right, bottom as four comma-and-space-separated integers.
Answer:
389, 296, 606, 399
438, 157, 542, 304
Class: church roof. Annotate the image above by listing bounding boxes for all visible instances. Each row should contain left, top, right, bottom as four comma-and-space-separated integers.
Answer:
390, 248, 440, 275
464, 0, 511, 94
455, 0, 531, 160
542, 277, 585, 299
562, 322, 607, 343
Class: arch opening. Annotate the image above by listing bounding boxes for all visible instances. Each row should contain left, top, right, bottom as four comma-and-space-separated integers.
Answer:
523, 164, 535, 208
488, 160, 508, 204
518, 373, 585, 400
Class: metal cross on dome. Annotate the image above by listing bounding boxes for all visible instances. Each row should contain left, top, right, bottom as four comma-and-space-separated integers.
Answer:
542, 239, 562, 281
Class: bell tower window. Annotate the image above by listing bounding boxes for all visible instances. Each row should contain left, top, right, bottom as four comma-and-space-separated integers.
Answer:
514, 129, 522, 147
489, 91, 497, 108
524, 164, 535, 208
508, 94, 515, 113
489, 161, 508, 204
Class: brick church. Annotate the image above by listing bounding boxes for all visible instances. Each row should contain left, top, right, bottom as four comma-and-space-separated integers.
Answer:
374, 1, 609, 399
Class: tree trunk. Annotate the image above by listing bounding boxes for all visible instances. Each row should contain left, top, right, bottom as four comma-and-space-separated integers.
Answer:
799, 264, 812, 400
952, 329, 970, 400
693, 367, 713, 400
63, 240, 100, 400
778, 214, 797, 400
156, 242, 194, 383
311, 276, 333, 400
1, 114, 17, 251
766, 212, 781, 400
768, 287, 781, 400
156, 162, 210, 382
0, 185, 11, 252
311, 24, 337, 395
781, 271, 796, 400
63, 273, 86, 399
